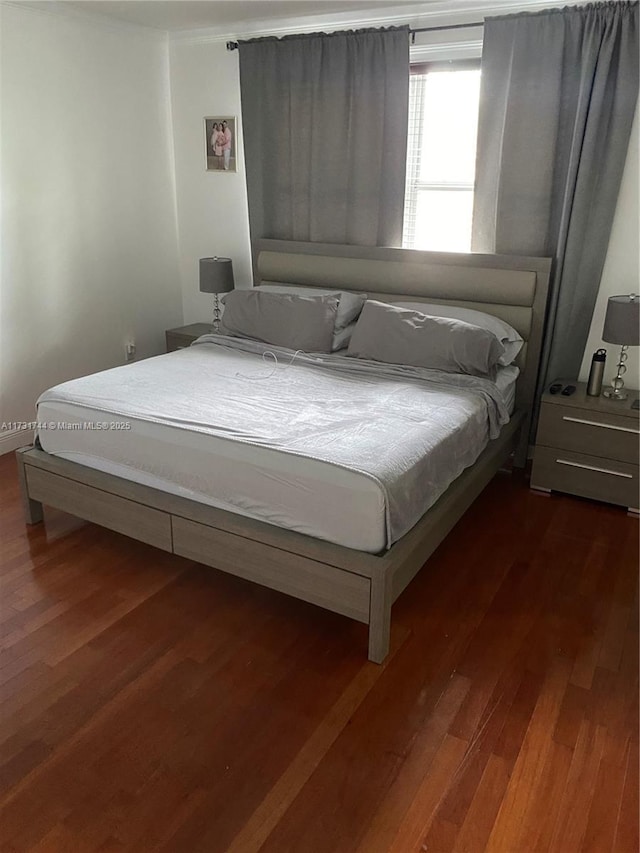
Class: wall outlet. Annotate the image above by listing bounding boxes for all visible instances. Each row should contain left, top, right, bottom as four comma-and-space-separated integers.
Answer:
125, 341, 136, 362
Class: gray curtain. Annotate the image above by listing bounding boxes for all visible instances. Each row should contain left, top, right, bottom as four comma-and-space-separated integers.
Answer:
472, 2, 639, 404
238, 27, 409, 247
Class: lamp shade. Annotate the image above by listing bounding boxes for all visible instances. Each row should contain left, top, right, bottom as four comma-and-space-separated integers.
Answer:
602, 294, 640, 346
199, 257, 234, 294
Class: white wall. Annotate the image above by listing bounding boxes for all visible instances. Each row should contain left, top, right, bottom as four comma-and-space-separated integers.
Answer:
579, 102, 639, 391
0, 4, 183, 453
169, 40, 252, 326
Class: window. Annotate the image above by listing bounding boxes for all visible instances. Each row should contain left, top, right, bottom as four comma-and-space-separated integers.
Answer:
402, 61, 481, 253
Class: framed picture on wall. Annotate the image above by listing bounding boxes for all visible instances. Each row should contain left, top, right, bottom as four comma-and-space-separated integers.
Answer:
204, 116, 237, 172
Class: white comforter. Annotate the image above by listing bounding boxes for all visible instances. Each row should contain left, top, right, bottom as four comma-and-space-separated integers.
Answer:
37, 336, 510, 546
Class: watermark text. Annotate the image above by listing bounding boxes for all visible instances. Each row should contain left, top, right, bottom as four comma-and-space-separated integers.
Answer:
2, 421, 132, 431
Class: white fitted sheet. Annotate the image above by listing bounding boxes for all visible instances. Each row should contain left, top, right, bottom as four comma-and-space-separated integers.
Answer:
37, 398, 389, 552
36, 351, 517, 554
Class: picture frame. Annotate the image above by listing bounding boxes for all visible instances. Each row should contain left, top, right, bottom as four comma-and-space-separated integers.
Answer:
204, 116, 237, 173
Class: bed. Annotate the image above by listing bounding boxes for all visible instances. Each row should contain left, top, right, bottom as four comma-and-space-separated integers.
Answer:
17, 240, 551, 663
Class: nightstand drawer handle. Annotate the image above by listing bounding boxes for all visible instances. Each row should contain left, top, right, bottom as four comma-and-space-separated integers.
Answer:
562, 416, 639, 435
556, 458, 633, 479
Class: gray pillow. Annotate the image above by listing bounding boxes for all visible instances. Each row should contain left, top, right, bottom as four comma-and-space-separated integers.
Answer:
256, 284, 367, 330
390, 301, 523, 366
347, 301, 506, 376
220, 290, 339, 352
256, 284, 367, 350
331, 321, 357, 352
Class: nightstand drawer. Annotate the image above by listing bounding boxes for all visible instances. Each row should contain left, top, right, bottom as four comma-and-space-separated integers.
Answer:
536, 403, 639, 464
531, 446, 639, 509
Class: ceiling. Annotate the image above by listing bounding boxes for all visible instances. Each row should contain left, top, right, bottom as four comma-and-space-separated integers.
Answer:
23, 0, 436, 32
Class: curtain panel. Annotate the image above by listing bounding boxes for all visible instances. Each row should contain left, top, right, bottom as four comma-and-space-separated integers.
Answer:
472, 2, 639, 413
238, 27, 410, 247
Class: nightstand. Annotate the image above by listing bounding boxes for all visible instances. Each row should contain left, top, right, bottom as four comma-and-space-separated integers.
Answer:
531, 380, 639, 512
165, 323, 213, 353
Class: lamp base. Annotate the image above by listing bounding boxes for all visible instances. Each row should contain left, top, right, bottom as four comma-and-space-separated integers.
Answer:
603, 345, 630, 401
212, 293, 221, 334
603, 387, 628, 401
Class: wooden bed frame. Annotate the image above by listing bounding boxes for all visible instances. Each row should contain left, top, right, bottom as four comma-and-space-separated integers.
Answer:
17, 241, 551, 663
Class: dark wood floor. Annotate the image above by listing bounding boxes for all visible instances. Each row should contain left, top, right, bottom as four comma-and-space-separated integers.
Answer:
0, 451, 637, 853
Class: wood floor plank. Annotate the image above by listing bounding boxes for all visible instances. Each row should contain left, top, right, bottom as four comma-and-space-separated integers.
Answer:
613, 736, 640, 853
453, 753, 512, 853
424, 816, 459, 852
226, 649, 396, 853
553, 682, 590, 750
423, 745, 490, 847
547, 720, 608, 852
582, 746, 631, 853
0, 453, 636, 852
387, 733, 469, 852
353, 673, 472, 853
510, 736, 573, 852
570, 537, 632, 691
484, 656, 573, 852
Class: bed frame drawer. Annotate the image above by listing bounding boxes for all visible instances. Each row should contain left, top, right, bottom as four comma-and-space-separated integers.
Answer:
26, 467, 172, 551
536, 403, 639, 464
172, 516, 371, 624
531, 446, 639, 509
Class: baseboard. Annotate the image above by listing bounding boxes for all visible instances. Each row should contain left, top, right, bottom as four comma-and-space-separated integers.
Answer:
0, 428, 34, 456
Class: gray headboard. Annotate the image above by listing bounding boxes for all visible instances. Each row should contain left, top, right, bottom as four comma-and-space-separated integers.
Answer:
253, 239, 551, 443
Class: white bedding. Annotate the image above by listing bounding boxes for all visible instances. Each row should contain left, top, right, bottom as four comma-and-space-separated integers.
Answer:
36, 339, 517, 553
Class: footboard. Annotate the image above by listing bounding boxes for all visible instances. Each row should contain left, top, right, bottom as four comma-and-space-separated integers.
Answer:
16, 418, 520, 664
15, 446, 388, 660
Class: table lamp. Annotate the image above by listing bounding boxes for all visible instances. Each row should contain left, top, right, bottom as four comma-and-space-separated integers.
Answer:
602, 293, 639, 400
200, 257, 234, 332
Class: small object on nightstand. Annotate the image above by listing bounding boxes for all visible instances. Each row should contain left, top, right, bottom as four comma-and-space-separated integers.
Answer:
549, 383, 562, 394
531, 380, 640, 512
586, 348, 606, 396
561, 384, 576, 396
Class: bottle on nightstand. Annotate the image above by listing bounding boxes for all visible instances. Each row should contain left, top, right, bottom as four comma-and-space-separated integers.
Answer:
586, 349, 606, 396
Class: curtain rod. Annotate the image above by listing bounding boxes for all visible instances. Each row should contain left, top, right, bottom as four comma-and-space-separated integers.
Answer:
225, 20, 484, 51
